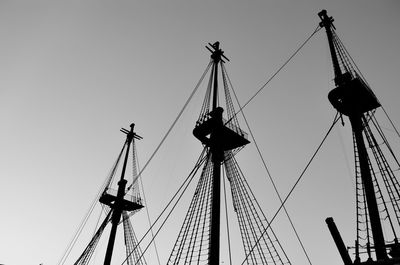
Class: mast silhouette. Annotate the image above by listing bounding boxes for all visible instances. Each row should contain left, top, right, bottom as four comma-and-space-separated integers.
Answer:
194, 42, 252, 264
72, 123, 146, 265
193, 42, 249, 264
207, 41, 223, 265
100, 124, 144, 265
319, 10, 400, 264
167, 42, 291, 264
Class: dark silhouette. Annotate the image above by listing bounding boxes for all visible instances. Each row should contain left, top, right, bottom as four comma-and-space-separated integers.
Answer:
320, 9, 400, 264
167, 42, 290, 264
73, 123, 146, 265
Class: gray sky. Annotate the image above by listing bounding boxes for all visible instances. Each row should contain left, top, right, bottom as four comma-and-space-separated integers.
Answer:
1, 1, 400, 264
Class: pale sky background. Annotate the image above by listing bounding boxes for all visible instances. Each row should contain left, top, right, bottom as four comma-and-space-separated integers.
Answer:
1, 1, 400, 265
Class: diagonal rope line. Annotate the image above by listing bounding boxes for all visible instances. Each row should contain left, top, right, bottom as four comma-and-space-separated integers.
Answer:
217, 25, 322, 264
237, 25, 321, 115
135, 144, 162, 265
226, 64, 308, 264
223, 25, 321, 129
131, 62, 212, 187
58, 144, 125, 265
226, 70, 292, 263
381, 106, 400, 141
120, 148, 208, 265
241, 112, 340, 264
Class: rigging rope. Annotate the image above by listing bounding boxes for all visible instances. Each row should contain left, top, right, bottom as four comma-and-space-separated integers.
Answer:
331, 28, 400, 145
241, 112, 341, 264
331, 28, 400, 151
135, 144, 162, 265
166, 152, 212, 264
61, 24, 342, 264
222, 167, 233, 265
226, 152, 291, 264
74, 211, 113, 265
224, 63, 312, 264
370, 113, 400, 169
382, 106, 400, 142
120, 148, 208, 265
60, 61, 210, 265
233, 25, 321, 119
131, 62, 212, 188
57, 145, 125, 265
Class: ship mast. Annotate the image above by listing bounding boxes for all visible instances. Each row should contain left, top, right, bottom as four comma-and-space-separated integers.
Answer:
208, 41, 223, 265
72, 123, 146, 265
167, 42, 291, 264
194, 42, 249, 264
100, 124, 144, 265
319, 10, 400, 264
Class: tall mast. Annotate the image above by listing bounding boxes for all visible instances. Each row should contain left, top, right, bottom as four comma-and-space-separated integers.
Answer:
196, 42, 238, 264
100, 124, 144, 265
167, 41, 291, 265
209, 41, 223, 265
319, 10, 396, 263
72, 123, 146, 265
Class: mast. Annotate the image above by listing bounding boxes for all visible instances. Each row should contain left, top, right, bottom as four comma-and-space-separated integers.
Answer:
209, 41, 223, 265
319, 10, 400, 264
167, 42, 290, 264
72, 123, 146, 265
194, 42, 247, 264
99, 123, 144, 265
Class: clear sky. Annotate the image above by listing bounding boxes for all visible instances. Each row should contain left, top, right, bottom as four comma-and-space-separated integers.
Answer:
1, 1, 400, 265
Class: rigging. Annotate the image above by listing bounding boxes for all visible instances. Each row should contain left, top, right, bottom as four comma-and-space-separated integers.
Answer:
123, 28, 327, 263
121, 148, 208, 264
224, 63, 313, 265
167, 41, 290, 264
60, 124, 148, 265
319, 9, 400, 264
241, 112, 341, 264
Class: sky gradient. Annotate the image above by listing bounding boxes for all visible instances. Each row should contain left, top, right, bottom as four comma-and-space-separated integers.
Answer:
1, 1, 400, 264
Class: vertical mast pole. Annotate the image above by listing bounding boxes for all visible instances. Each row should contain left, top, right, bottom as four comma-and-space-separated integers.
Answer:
319, 10, 387, 260
319, 10, 342, 83
209, 41, 222, 265
193, 42, 247, 264
103, 124, 135, 265
212, 42, 220, 110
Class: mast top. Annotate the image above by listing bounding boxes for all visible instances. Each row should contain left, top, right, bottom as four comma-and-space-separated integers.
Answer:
120, 123, 143, 141
318, 10, 336, 30
318, 9, 343, 83
318, 9, 381, 115
206, 41, 230, 64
